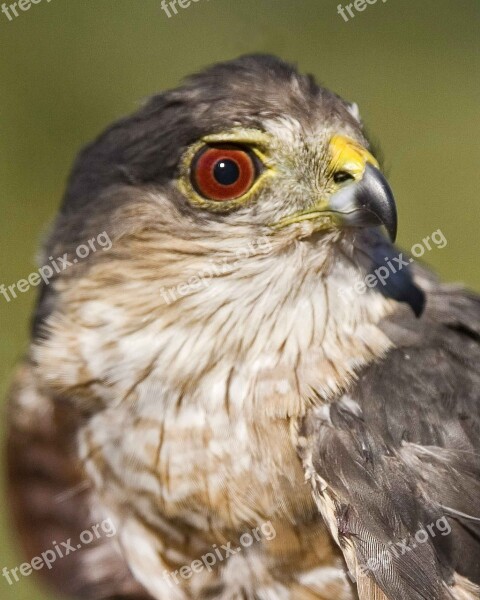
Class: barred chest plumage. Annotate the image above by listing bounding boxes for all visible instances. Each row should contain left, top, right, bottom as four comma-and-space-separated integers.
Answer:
33, 239, 395, 598
77, 354, 354, 598
80, 369, 312, 532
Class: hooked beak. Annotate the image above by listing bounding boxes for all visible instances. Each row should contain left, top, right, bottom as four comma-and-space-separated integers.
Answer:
273, 135, 398, 242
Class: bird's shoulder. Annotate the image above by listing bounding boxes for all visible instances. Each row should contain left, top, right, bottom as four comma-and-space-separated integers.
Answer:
299, 283, 480, 599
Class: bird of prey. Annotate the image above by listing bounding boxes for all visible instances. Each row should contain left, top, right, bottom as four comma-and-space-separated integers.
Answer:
6, 55, 480, 600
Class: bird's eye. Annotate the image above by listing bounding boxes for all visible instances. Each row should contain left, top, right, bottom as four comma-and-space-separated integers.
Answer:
191, 145, 259, 201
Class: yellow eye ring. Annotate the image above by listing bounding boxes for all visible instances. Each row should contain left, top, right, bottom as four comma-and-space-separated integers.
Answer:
177, 130, 275, 211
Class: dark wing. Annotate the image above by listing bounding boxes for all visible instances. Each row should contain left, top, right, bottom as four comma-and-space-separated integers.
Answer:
300, 284, 480, 600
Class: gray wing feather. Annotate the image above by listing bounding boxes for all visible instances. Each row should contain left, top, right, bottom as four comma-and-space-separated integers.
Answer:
300, 285, 480, 599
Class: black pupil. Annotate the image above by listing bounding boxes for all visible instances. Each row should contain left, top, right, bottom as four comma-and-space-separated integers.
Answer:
213, 159, 240, 186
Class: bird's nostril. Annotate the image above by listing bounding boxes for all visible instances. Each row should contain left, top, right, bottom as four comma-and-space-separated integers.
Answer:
333, 171, 355, 184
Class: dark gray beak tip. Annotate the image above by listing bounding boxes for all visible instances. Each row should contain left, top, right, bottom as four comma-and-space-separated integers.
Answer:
389, 219, 398, 244
359, 163, 398, 243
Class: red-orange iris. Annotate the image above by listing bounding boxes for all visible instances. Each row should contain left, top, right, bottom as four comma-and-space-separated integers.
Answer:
192, 146, 257, 201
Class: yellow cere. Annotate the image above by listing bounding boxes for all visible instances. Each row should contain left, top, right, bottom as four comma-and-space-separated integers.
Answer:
271, 135, 379, 231
328, 134, 379, 180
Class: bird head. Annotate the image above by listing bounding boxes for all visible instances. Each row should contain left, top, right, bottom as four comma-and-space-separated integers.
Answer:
34, 55, 405, 400
41, 54, 397, 303
176, 113, 396, 245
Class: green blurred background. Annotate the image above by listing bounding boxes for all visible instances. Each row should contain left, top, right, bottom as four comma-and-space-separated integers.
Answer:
0, 0, 478, 598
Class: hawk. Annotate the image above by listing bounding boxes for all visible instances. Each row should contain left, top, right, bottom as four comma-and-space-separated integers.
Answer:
6, 55, 480, 600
